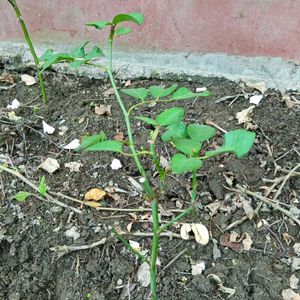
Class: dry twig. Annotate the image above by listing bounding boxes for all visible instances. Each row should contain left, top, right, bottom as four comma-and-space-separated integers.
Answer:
236, 184, 300, 226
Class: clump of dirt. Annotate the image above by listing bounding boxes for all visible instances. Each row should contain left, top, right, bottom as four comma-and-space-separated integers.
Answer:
0, 67, 299, 300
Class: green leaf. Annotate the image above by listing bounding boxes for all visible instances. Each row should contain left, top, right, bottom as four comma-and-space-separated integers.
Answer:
70, 46, 104, 68
39, 49, 54, 61
112, 13, 144, 25
69, 41, 89, 58
149, 84, 178, 99
76, 131, 106, 151
115, 27, 132, 36
38, 176, 47, 196
84, 140, 123, 153
171, 87, 210, 100
156, 107, 185, 126
121, 88, 148, 101
69, 60, 85, 68
173, 138, 202, 156
86, 21, 112, 29
187, 124, 216, 142
13, 191, 31, 202
171, 154, 203, 174
40, 53, 73, 72
135, 116, 158, 126
161, 121, 186, 142
205, 129, 255, 159
84, 46, 104, 60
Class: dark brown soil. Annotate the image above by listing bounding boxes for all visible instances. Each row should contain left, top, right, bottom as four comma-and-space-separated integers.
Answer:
0, 67, 299, 300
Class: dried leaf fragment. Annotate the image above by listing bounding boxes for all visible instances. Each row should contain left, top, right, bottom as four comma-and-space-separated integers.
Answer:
246, 81, 267, 94
137, 262, 150, 287
39, 158, 60, 174
84, 188, 106, 201
191, 260, 205, 275
282, 288, 300, 300
129, 240, 141, 251
249, 94, 263, 106
208, 274, 236, 298
180, 223, 191, 240
239, 196, 255, 220
7, 99, 20, 110
191, 223, 210, 245
0, 74, 15, 84
95, 104, 112, 116
102, 88, 114, 97
236, 105, 255, 124
113, 131, 124, 141
21, 74, 36, 86
289, 274, 299, 289
63, 139, 80, 150
42, 120, 55, 134
64, 161, 83, 172
110, 158, 122, 170
294, 243, 300, 256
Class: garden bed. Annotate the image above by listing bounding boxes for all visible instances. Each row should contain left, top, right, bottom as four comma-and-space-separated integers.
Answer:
0, 68, 299, 300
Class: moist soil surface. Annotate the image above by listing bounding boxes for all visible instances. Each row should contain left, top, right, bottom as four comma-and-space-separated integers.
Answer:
0, 68, 299, 300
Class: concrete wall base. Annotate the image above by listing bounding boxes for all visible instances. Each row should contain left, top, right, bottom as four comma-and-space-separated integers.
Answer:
1, 42, 299, 92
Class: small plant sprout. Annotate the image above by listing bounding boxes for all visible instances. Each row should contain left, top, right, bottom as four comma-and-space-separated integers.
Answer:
6, 0, 47, 103
39, 13, 255, 299
12, 175, 47, 201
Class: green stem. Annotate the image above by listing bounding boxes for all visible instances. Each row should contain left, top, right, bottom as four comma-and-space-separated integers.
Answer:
158, 205, 195, 234
8, 0, 47, 103
108, 34, 159, 299
85, 61, 108, 72
128, 98, 182, 116
112, 228, 150, 264
158, 170, 198, 234
150, 199, 159, 300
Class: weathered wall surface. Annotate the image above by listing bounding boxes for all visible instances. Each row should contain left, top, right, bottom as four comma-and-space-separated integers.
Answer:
0, 0, 300, 60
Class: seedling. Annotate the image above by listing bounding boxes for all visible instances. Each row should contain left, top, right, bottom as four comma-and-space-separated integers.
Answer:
6, 0, 47, 103
13, 175, 47, 201
39, 13, 255, 299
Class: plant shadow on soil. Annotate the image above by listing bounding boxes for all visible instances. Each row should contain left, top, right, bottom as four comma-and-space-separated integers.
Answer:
0, 67, 299, 300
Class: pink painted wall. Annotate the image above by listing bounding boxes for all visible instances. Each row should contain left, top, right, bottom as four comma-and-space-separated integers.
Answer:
1, 0, 300, 60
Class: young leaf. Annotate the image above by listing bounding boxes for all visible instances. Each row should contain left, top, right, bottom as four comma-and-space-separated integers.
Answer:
121, 88, 148, 101
112, 13, 144, 26
13, 191, 31, 202
40, 53, 73, 72
69, 41, 89, 58
161, 121, 186, 142
115, 27, 132, 36
171, 154, 203, 174
187, 124, 216, 142
70, 46, 104, 68
149, 84, 178, 99
171, 87, 210, 100
84, 140, 123, 153
205, 129, 255, 159
39, 49, 54, 61
39, 176, 47, 196
172, 138, 202, 156
84, 46, 104, 60
86, 21, 112, 29
76, 131, 106, 151
135, 116, 158, 126
156, 107, 184, 126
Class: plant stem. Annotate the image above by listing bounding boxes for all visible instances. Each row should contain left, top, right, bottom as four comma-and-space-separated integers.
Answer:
107, 33, 159, 299
150, 199, 159, 300
112, 228, 150, 264
8, 0, 47, 103
158, 170, 198, 235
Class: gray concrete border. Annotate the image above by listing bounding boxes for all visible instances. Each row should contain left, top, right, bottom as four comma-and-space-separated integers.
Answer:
1, 42, 300, 91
